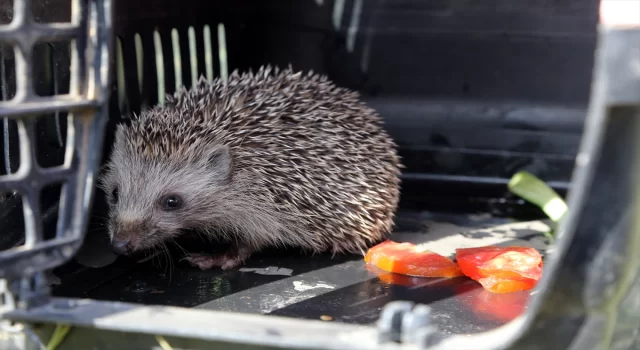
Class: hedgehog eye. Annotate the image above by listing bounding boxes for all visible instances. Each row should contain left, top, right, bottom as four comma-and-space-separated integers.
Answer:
111, 188, 119, 204
161, 195, 183, 211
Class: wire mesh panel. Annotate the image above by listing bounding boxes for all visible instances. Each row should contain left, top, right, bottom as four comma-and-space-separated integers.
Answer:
0, 0, 112, 299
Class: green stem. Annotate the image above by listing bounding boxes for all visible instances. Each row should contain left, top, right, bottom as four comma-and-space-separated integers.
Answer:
508, 171, 568, 223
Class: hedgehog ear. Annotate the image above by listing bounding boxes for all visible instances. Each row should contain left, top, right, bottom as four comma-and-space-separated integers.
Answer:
206, 145, 232, 181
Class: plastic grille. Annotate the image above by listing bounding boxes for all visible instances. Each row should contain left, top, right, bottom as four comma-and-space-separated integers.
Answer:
0, 0, 112, 281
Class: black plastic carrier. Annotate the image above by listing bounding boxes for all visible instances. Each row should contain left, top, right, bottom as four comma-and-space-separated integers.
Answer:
0, 0, 638, 349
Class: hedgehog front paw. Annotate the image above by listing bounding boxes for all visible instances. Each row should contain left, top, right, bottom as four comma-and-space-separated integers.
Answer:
185, 246, 252, 270
184, 253, 244, 270
185, 253, 224, 270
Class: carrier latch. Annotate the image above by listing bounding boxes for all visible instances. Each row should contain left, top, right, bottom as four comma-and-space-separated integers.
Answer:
377, 301, 444, 349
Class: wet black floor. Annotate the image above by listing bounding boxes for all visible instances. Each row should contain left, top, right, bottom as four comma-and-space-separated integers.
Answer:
51, 211, 548, 335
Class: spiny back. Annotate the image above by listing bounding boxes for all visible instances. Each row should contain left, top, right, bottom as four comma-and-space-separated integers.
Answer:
122, 65, 402, 253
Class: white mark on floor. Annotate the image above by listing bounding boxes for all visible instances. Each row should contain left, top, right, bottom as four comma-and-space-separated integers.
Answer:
238, 266, 293, 276
292, 281, 335, 292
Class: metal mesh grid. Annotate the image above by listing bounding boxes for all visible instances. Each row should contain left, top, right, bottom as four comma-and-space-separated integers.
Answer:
0, 0, 112, 282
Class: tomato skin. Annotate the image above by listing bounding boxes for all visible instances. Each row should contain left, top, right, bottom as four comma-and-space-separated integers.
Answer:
455, 246, 543, 294
365, 240, 463, 278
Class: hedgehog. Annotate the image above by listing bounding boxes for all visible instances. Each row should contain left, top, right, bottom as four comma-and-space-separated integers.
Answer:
98, 66, 402, 270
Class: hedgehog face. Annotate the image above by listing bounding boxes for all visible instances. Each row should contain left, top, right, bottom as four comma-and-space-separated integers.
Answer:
99, 131, 233, 255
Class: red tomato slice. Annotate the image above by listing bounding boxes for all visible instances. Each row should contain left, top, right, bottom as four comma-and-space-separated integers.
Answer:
455, 246, 543, 294
365, 240, 463, 278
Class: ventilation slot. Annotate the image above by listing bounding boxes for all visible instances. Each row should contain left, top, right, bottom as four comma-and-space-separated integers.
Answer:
115, 37, 127, 116
153, 30, 166, 105
115, 23, 231, 115
217, 23, 228, 84
171, 29, 183, 92
188, 26, 198, 88
203, 24, 214, 82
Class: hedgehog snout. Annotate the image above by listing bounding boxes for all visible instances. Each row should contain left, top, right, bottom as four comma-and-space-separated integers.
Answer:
110, 237, 130, 255
110, 219, 148, 254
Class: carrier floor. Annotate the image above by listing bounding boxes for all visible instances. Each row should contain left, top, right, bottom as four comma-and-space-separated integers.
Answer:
52, 211, 551, 335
